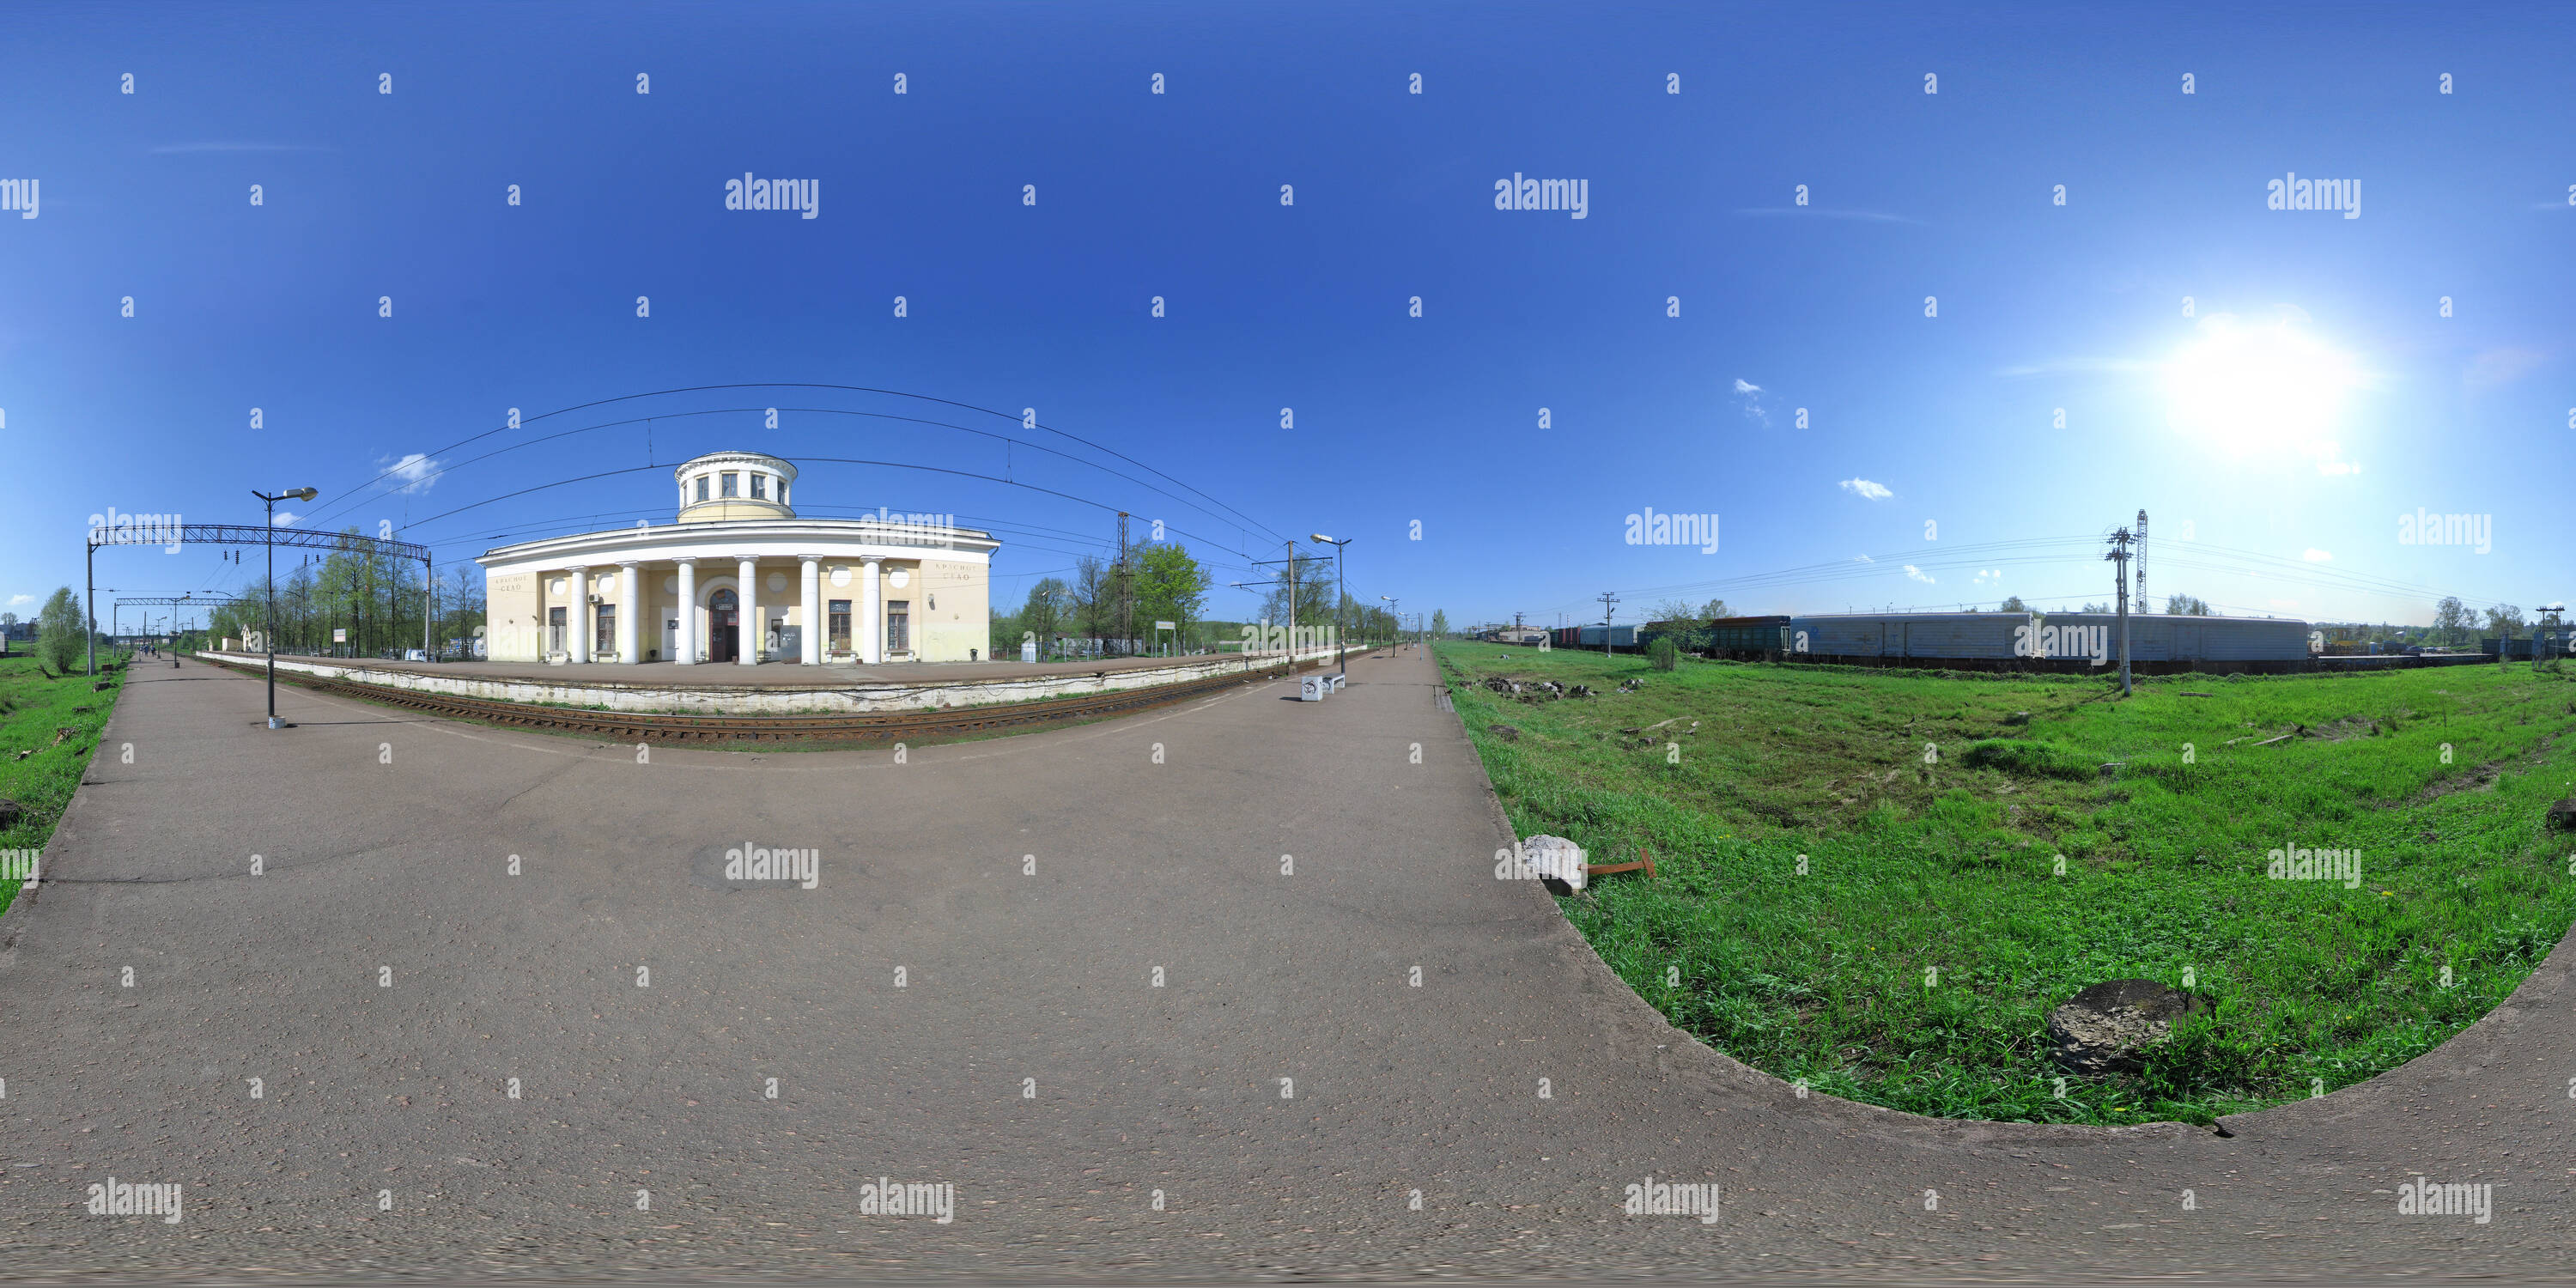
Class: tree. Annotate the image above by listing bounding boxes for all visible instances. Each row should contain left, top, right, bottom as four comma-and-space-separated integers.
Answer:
1263, 553, 1334, 640
1996, 595, 2028, 613
1019, 577, 1071, 647
2482, 604, 2526, 638
2163, 593, 2211, 616
1430, 609, 1449, 639
2080, 602, 2109, 614
2432, 596, 2471, 647
1072, 556, 1113, 647
1132, 544, 1210, 646
37, 586, 84, 673
1698, 598, 1732, 619
1647, 597, 1699, 624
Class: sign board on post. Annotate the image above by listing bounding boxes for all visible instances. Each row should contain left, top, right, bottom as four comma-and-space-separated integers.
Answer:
1021, 639, 1037, 664
333, 628, 347, 643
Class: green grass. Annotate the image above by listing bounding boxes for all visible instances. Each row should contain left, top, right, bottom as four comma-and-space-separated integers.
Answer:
1439, 641, 2576, 1125
0, 651, 131, 917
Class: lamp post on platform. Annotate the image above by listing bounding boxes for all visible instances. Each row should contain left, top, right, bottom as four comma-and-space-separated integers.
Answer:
252, 487, 319, 728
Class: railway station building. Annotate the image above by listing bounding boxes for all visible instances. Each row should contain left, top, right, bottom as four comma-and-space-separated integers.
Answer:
476, 451, 997, 665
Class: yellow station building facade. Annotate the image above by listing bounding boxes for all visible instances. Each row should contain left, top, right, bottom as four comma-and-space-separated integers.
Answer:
477, 451, 997, 665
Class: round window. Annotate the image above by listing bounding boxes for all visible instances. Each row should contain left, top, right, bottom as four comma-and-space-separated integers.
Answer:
765, 572, 789, 593
829, 567, 851, 587
888, 568, 912, 589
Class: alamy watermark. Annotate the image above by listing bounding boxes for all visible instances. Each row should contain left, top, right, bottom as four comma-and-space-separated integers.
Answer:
1623, 1176, 1719, 1224
0, 177, 36, 219
2014, 621, 2109, 665
2267, 842, 2361, 889
1625, 507, 1718, 554
1493, 173, 1589, 219
87, 1178, 182, 1224
857, 1177, 954, 1224
2397, 509, 2490, 554
861, 508, 960, 548
725, 173, 818, 219
2267, 172, 2360, 219
2396, 1175, 2491, 1223
724, 843, 819, 889
88, 507, 184, 552
1, 848, 38, 888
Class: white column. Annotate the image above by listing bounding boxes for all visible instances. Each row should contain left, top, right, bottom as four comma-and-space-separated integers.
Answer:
566, 566, 590, 663
799, 556, 823, 665
738, 556, 760, 665
674, 559, 697, 665
860, 556, 883, 664
617, 562, 641, 664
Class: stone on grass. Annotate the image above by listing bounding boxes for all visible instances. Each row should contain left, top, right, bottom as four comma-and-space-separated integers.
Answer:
2045, 979, 2208, 1077
0, 798, 21, 829
2547, 798, 2576, 831
1517, 834, 1587, 894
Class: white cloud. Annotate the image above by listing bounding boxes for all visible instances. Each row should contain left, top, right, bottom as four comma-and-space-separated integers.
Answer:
272, 512, 300, 527
1733, 207, 1922, 225
2302, 548, 2333, 562
1731, 378, 1769, 425
1853, 554, 1874, 563
1971, 568, 2002, 586
6, 594, 32, 607
1904, 565, 1935, 584
1839, 477, 1893, 501
380, 453, 444, 494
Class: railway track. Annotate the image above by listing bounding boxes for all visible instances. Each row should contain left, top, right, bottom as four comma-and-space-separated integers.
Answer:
192, 652, 1333, 745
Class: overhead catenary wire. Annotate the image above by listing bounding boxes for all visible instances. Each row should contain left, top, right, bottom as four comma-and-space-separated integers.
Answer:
301, 384, 1289, 553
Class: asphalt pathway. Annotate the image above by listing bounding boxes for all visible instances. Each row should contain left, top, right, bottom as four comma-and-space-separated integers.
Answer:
2, 651, 2569, 1280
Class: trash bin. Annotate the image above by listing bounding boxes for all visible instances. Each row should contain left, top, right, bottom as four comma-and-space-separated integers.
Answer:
1299, 674, 1325, 702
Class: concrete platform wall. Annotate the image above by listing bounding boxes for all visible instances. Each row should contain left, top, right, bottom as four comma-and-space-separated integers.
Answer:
192, 647, 1346, 714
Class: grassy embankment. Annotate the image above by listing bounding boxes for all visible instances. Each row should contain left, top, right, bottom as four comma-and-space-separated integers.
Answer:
0, 651, 129, 917
1437, 641, 2576, 1125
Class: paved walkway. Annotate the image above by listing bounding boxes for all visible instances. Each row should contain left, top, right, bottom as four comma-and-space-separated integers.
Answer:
0, 650, 2568, 1279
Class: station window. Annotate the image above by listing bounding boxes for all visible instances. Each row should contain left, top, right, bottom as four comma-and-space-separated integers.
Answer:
829, 599, 851, 653
720, 472, 738, 498
596, 604, 616, 656
886, 600, 911, 653
750, 473, 768, 500
695, 476, 709, 502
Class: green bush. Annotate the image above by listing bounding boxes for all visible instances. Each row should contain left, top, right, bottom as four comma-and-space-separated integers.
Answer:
1648, 635, 1678, 671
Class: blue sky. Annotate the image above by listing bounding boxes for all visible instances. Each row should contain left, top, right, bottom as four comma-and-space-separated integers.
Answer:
3, 2, 2569, 633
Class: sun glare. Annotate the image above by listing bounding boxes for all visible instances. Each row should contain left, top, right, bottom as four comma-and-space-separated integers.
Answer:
2162, 316, 2363, 456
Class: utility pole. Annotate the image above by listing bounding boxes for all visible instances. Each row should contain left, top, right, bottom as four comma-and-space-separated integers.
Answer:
1596, 591, 1619, 660
1115, 512, 1133, 656
2135, 509, 2149, 616
2103, 526, 2134, 697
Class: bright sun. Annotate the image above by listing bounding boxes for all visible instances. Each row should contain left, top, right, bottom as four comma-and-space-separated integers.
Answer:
2162, 316, 2364, 456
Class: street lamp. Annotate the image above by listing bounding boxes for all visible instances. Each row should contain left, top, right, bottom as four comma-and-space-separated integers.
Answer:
1309, 534, 1351, 677
252, 487, 318, 728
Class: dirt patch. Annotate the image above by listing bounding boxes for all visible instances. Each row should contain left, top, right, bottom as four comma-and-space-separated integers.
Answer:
2303, 715, 2380, 742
